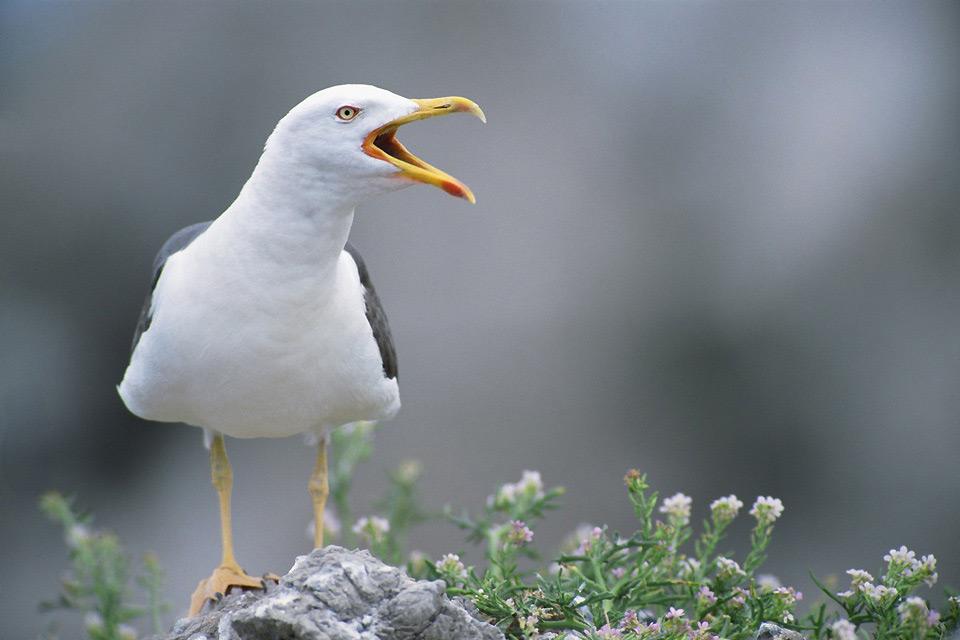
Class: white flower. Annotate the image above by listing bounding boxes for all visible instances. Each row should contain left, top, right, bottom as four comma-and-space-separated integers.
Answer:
493, 482, 517, 507
66, 523, 93, 549
437, 553, 467, 581
757, 574, 782, 591
352, 515, 390, 544
710, 495, 743, 524
491, 470, 546, 509
749, 496, 784, 525
117, 624, 138, 640
883, 544, 920, 574
773, 586, 802, 606
716, 557, 746, 579
396, 459, 422, 484
898, 596, 932, 626
919, 554, 938, 587
519, 610, 542, 636
859, 582, 897, 605
884, 545, 916, 566
679, 557, 701, 577
518, 470, 545, 498
845, 569, 874, 588
837, 590, 855, 599
83, 612, 104, 633
830, 619, 857, 640
306, 508, 341, 542
658, 493, 692, 525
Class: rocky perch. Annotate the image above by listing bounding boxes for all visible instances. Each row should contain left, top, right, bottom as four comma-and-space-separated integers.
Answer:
756, 623, 807, 640
161, 546, 504, 640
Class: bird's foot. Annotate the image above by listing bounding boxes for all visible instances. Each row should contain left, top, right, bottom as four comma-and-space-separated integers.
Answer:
188, 564, 277, 616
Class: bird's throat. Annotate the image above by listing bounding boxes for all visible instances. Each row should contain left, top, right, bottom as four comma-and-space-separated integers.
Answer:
227, 153, 360, 276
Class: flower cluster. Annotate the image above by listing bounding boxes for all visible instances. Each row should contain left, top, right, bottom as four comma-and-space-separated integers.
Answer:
709, 495, 743, 525
898, 596, 939, 629
715, 556, 746, 580
571, 525, 604, 556
491, 470, 545, 509
830, 619, 857, 640
41, 492, 168, 640
435, 552, 468, 583
352, 515, 390, 544
415, 469, 955, 640
859, 582, 898, 606
749, 496, 784, 525
659, 492, 692, 526
601, 607, 720, 640
883, 545, 938, 588
505, 520, 534, 547
772, 586, 803, 607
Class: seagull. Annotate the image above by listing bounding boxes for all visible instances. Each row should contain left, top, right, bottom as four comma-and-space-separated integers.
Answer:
117, 84, 484, 615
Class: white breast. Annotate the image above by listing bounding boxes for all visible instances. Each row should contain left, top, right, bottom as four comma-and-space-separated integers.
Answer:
118, 233, 400, 439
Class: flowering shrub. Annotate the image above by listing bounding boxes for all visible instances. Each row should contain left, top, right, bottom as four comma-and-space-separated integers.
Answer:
418, 471, 957, 640
39, 492, 167, 640
42, 436, 957, 640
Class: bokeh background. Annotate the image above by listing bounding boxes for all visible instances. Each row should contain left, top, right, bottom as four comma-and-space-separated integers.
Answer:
2, 1, 958, 636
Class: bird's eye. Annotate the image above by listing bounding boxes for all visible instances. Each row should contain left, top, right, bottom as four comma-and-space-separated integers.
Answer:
335, 105, 360, 121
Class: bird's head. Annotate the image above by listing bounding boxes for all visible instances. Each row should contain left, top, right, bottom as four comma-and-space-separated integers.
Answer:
266, 84, 485, 204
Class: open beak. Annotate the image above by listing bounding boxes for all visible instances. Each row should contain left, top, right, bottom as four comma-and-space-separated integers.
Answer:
362, 96, 486, 204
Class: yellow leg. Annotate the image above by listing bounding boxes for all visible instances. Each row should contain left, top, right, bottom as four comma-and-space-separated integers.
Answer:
188, 434, 266, 616
308, 435, 329, 549
211, 433, 241, 569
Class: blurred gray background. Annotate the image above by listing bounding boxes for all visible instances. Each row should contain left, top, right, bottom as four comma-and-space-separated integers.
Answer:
2, 1, 958, 636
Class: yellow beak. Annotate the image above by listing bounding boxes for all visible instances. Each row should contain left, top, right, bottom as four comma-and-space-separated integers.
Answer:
362, 96, 486, 204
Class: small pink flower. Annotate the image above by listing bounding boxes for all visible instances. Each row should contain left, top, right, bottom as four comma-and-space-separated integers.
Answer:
506, 520, 534, 546
597, 623, 622, 639
697, 586, 717, 605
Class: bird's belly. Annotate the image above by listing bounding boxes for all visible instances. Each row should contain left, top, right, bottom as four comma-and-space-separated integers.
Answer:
119, 261, 399, 437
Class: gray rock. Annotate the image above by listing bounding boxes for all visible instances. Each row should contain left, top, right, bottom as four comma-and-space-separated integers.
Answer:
161, 546, 504, 640
756, 622, 807, 640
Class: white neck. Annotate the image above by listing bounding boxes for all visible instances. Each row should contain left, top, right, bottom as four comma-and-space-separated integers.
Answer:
218, 147, 358, 277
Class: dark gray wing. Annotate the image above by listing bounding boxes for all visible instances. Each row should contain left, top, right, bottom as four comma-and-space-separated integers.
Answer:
130, 221, 213, 354
344, 243, 398, 380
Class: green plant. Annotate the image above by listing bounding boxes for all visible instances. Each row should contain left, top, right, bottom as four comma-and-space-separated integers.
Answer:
40, 492, 168, 640
326, 421, 429, 566
425, 471, 956, 640
328, 421, 378, 547
42, 448, 957, 640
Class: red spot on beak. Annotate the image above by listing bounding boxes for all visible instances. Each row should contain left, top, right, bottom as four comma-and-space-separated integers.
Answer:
442, 181, 466, 198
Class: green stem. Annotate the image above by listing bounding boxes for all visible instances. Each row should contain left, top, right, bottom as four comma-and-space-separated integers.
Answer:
541, 618, 591, 632
590, 555, 613, 615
